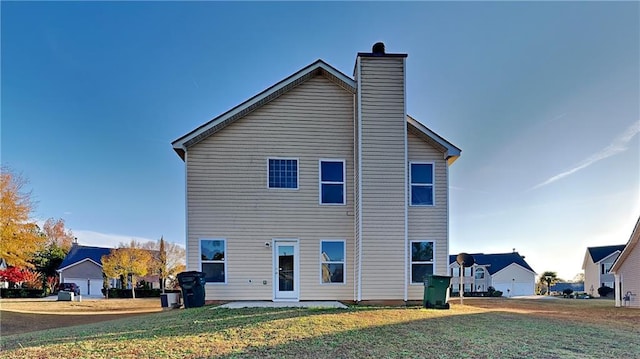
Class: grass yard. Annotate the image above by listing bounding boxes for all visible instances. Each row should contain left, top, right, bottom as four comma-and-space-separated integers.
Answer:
1, 298, 638, 359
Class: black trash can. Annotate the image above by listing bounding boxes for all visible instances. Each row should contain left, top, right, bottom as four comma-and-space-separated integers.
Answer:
177, 271, 207, 308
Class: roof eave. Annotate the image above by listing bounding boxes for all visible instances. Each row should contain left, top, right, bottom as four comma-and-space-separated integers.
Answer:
407, 116, 461, 164
57, 258, 102, 272
611, 217, 640, 273
492, 263, 537, 277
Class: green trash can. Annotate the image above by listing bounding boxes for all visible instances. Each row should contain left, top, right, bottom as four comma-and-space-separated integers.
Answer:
177, 271, 207, 308
423, 274, 451, 309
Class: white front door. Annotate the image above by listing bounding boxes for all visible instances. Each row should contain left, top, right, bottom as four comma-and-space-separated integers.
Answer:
273, 240, 299, 301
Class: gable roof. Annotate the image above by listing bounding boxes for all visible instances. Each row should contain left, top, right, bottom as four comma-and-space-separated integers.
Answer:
172, 60, 356, 160
172, 59, 461, 164
57, 245, 112, 271
611, 216, 640, 273
448, 252, 536, 275
586, 245, 626, 264
408, 115, 461, 165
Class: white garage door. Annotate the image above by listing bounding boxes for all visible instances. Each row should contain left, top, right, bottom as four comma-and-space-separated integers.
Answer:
64, 278, 104, 297
494, 282, 534, 297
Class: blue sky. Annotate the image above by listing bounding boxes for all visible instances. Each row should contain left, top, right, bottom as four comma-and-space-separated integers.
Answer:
2, 2, 638, 280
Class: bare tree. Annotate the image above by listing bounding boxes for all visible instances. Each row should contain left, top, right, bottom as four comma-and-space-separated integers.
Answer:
142, 237, 186, 292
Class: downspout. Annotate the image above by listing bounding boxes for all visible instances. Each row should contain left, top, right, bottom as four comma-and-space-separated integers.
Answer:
403, 58, 408, 303
353, 91, 357, 302
356, 58, 363, 303
184, 149, 189, 272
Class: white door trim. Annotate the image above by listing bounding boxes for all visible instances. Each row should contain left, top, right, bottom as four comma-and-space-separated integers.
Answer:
273, 239, 300, 301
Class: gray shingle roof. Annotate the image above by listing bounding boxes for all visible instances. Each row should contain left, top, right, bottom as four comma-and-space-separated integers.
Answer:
58, 245, 113, 270
587, 245, 626, 263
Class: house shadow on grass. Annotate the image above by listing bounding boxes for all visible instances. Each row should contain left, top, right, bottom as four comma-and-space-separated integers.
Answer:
0, 305, 384, 351
212, 309, 640, 359
2, 305, 639, 358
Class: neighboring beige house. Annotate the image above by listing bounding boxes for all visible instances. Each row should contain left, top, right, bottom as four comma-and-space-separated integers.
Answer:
582, 244, 626, 297
611, 217, 640, 308
448, 252, 536, 297
171, 43, 461, 303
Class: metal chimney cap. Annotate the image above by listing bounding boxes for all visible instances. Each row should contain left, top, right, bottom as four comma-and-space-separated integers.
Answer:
372, 42, 385, 55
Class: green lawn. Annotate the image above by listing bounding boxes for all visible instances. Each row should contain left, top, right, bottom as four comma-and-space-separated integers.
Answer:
1, 300, 638, 358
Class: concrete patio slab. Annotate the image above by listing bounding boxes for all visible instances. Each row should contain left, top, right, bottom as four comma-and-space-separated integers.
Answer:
215, 301, 348, 309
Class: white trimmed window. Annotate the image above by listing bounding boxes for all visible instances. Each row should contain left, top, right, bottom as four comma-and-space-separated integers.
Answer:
410, 162, 434, 206
410, 241, 434, 283
319, 160, 345, 204
268, 158, 298, 189
320, 240, 345, 284
200, 239, 226, 283
475, 267, 485, 280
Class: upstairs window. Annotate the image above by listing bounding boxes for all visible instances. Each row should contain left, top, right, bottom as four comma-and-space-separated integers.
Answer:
410, 162, 434, 206
601, 263, 612, 274
268, 158, 298, 189
475, 268, 485, 280
410, 241, 434, 283
319, 160, 345, 204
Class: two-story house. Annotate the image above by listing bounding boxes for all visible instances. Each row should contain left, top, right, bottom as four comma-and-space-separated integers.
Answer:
448, 252, 536, 297
582, 244, 626, 297
172, 43, 461, 303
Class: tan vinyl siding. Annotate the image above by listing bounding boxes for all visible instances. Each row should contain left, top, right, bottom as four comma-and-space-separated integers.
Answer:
618, 243, 640, 308
358, 57, 407, 300
186, 75, 354, 301
407, 130, 449, 300
583, 256, 601, 297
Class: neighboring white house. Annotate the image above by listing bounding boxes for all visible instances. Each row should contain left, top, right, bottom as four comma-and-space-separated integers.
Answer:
171, 43, 461, 303
448, 252, 536, 297
611, 217, 639, 308
582, 244, 626, 297
0, 258, 7, 289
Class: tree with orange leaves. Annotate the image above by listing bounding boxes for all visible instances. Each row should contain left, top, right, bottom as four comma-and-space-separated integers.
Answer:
0, 168, 46, 268
102, 241, 153, 299
42, 218, 74, 252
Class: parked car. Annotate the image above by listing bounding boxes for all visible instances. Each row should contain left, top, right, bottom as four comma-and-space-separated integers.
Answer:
58, 282, 80, 295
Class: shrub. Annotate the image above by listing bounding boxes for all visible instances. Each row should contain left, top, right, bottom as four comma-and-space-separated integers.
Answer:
597, 286, 614, 297
101, 288, 179, 298
21, 270, 43, 289
492, 290, 503, 297
0, 288, 47, 298
563, 288, 574, 298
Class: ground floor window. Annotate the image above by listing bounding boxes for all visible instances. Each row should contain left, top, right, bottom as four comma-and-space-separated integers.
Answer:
200, 239, 226, 283
410, 241, 434, 283
320, 240, 345, 283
